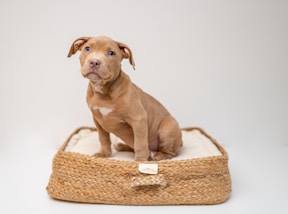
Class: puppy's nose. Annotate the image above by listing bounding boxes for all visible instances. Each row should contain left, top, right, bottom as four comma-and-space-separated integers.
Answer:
89, 59, 101, 68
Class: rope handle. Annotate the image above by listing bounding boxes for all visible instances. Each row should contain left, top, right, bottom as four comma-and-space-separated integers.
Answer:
131, 174, 167, 190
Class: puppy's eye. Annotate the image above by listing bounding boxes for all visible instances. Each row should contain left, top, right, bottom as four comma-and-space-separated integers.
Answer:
108, 50, 115, 56
84, 46, 90, 52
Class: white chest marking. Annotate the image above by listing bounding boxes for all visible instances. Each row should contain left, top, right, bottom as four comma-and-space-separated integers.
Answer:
92, 106, 113, 116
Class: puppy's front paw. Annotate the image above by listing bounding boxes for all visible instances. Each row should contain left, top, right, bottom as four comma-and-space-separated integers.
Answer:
135, 152, 149, 161
135, 156, 149, 161
93, 152, 111, 158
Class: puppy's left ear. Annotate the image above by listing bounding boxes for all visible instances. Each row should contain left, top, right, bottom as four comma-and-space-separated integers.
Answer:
67, 37, 90, 57
117, 42, 135, 70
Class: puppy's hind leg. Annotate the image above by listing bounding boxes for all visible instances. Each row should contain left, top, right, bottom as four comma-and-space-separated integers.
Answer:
114, 142, 134, 152
150, 116, 183, 161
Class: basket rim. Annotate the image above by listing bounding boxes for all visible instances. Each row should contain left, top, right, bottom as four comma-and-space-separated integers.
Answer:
58, 126, 229, 164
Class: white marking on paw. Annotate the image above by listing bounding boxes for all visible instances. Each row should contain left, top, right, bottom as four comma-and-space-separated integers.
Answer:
92, 106, 113, 116
149, 151, 156, 160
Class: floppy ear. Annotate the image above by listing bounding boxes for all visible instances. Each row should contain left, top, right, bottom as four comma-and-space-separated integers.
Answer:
67, 37, 90, 57
116, 41, 135, 70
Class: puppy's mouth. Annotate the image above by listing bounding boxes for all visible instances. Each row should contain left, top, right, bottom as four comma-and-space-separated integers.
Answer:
87, 72, 102, 79
84, 72, 102, 80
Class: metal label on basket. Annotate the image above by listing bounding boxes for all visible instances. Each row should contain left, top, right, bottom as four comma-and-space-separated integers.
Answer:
138, 163, 158, 174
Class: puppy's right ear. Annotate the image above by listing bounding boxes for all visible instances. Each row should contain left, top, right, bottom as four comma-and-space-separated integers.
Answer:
67, 37, 90, 57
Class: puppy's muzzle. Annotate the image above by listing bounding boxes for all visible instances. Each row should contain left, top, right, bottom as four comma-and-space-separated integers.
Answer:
83, 58, 103, 80
89, 58, 101, 69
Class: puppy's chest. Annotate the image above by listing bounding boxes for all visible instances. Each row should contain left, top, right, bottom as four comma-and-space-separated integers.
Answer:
90, 104, 125, 132
87, 96, 123, 123
89, 100, 115, 118
91, 105, 114, 116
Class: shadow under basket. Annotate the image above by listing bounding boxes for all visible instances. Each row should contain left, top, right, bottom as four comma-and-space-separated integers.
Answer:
46, 127, 232, 205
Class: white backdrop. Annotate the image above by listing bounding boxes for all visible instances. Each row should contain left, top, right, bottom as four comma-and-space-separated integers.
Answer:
0, 0, 287, 213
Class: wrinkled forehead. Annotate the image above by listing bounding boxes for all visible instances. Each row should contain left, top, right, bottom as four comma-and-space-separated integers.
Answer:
85, 37, 119, 51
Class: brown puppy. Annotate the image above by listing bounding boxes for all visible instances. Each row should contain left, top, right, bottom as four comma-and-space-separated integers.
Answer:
68, 36, 182, 161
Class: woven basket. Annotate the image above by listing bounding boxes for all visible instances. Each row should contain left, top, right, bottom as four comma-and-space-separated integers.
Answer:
46, 127, 231, 205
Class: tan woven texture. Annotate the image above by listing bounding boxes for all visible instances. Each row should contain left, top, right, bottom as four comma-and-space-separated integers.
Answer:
46, 127, 231, 205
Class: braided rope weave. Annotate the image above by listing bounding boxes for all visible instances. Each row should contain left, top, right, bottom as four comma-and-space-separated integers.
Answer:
46, 127, 231, 205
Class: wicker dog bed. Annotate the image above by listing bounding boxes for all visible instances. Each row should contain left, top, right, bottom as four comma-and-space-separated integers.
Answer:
46, 127, 231, 205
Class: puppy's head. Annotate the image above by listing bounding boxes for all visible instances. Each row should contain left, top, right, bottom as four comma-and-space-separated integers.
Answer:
68, 36, 135, 83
